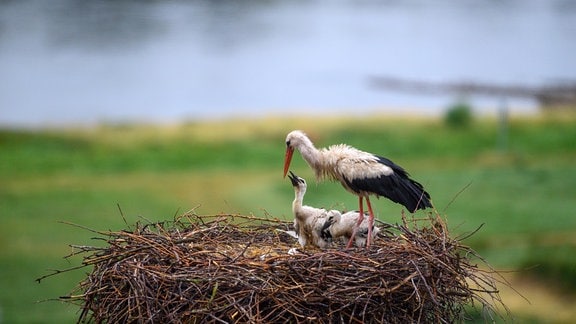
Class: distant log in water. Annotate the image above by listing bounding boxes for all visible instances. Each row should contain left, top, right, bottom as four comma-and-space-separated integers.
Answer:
369, 76, 576, 108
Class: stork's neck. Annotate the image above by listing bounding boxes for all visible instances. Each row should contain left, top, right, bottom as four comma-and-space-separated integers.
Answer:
292, 186, 306, 214
295, 140, 332, 180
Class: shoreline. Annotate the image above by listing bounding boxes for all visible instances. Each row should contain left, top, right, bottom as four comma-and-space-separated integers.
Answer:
0, 104, 544, 131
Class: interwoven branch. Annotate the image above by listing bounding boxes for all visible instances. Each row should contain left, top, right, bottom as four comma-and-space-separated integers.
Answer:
43, 212, 509, 323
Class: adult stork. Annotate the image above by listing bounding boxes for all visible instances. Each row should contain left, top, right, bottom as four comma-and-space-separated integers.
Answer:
283, 130, 433, 248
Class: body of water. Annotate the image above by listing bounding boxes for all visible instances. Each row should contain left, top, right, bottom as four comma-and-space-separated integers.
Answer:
1, 0, 575, 127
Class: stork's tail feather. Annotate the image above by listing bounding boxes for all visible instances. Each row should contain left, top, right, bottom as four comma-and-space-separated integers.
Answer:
385, 174, 433, 212
403, 178, 433, 212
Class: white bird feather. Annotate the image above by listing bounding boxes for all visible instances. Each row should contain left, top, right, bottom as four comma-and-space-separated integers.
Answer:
322, 210, 380, 248
288, 171, 334, 248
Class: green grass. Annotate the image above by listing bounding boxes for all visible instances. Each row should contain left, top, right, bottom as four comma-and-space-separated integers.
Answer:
1, 114, 575, 323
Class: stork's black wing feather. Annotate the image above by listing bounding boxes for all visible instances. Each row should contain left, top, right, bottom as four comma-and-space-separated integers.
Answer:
345, 155, 433, 212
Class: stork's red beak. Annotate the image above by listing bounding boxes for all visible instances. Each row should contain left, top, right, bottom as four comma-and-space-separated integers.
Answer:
283, 147, 294, 178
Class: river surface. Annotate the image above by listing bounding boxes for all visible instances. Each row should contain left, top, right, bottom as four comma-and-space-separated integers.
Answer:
1, 0, 575, 127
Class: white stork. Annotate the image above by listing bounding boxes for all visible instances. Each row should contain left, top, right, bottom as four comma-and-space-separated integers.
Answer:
287, 171, 334, 248
283, 130, 433, 248
321, 210, 381, 248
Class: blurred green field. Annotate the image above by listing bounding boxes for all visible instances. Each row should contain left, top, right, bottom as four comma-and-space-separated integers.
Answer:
1, 114, 575, 323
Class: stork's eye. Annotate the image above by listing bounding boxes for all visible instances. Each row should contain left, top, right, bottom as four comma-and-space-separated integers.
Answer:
286, 140, 291, 147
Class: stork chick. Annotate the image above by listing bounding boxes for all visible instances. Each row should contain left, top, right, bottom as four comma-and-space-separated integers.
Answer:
288, 171, 334, 248
321, 211, 380, 248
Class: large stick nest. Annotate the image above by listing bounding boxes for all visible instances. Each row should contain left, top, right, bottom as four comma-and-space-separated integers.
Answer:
42, 211, 509, 323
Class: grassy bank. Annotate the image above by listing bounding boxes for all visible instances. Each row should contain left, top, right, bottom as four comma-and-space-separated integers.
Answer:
1, 114, 575, 323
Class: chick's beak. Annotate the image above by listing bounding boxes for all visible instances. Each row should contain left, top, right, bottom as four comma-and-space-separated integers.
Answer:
283, 147, 294, 178
287, 171, 299, 186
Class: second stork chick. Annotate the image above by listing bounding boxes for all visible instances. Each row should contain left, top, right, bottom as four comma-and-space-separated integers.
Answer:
321, 211, 380, 248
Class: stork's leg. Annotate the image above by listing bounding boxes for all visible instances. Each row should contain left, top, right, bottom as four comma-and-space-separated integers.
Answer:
346, 196, 364, 248
365, 197, 375, 247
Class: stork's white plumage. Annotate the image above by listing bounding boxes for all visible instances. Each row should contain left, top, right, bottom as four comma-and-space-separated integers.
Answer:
283, 130, 433, 248
288, 171, 334, 248
321, 211, 380, 248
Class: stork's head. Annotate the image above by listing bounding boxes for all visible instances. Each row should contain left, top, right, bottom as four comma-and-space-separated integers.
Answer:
320, 210, 341, 238
357, 223, 381, 239
320, 212, 339, 243
324, 210, 341, 227
287, 171, 306, 189
283, 130, 311, 177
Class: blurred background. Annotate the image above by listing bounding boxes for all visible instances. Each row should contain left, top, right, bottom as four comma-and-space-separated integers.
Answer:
1, 0, 575, 323
2, 0, 575, 126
